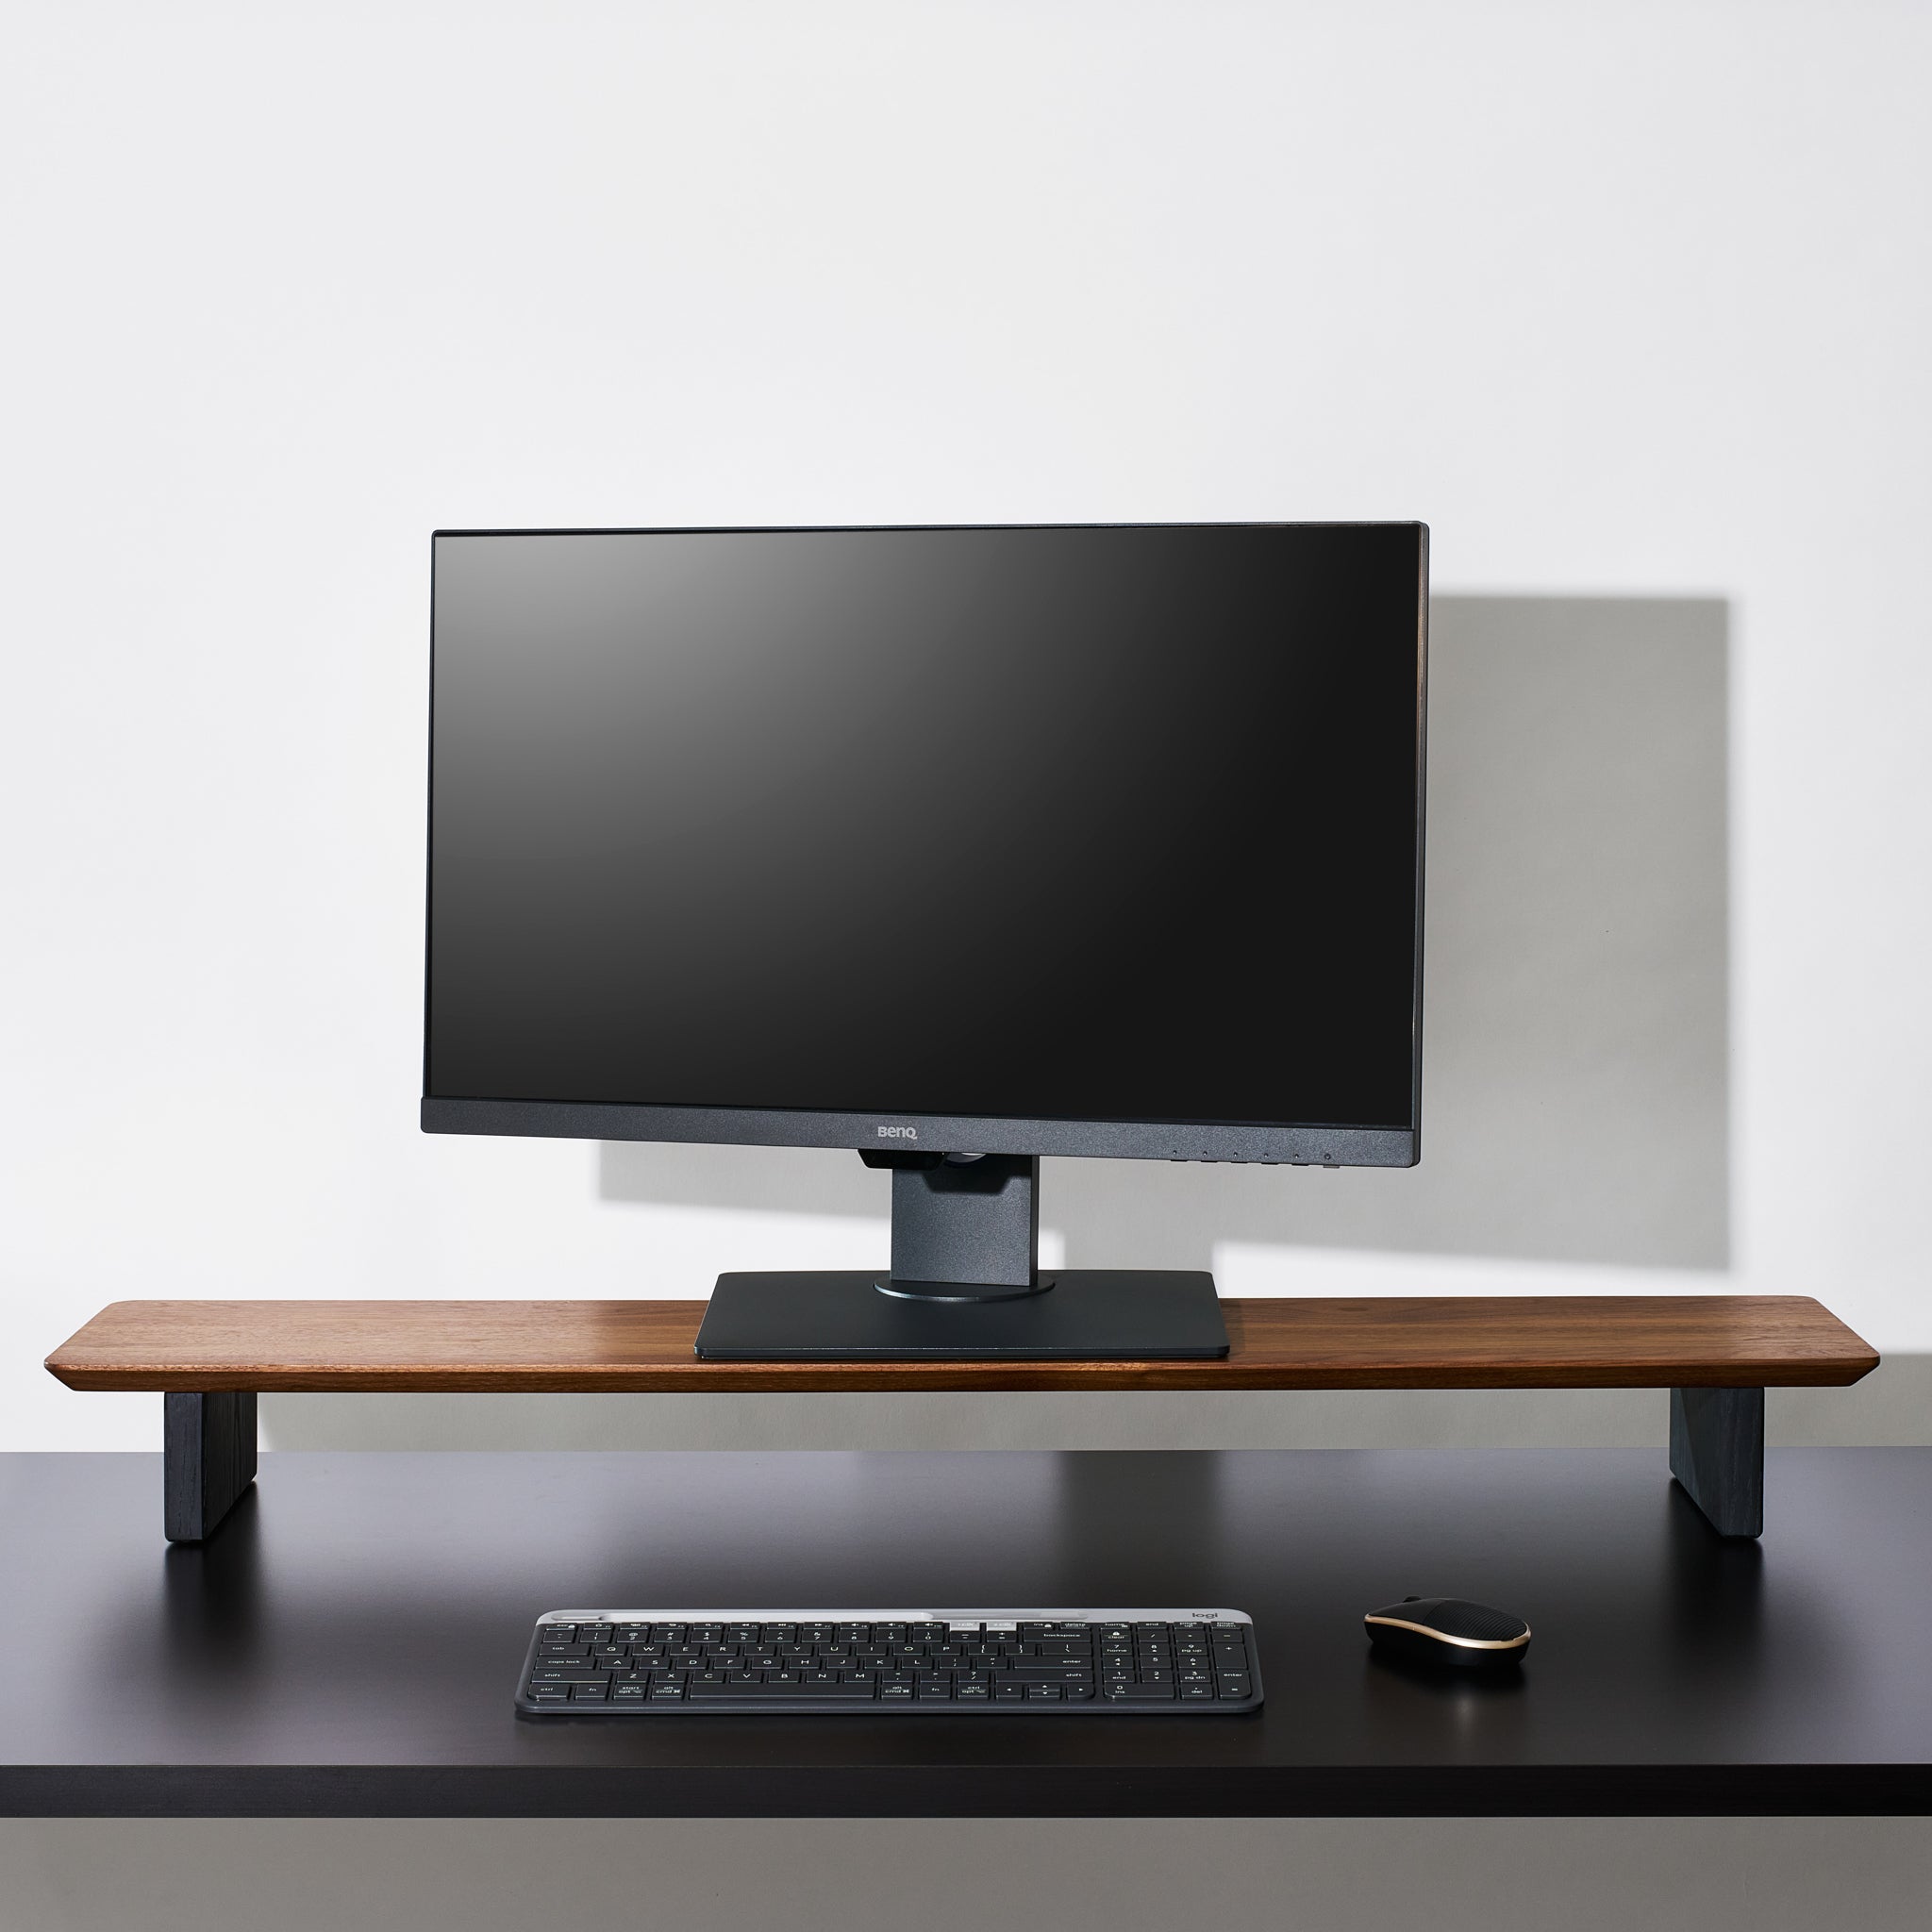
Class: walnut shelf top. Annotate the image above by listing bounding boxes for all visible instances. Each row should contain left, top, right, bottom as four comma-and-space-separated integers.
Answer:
45, 1295, 1877, 1394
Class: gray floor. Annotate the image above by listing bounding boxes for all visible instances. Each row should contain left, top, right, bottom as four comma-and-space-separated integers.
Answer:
4, 1818, 1929, 1932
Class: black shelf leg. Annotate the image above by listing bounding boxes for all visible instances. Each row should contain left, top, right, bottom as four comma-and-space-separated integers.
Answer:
164, 1392, 258, 1543
1669, 1385, 1764, 1538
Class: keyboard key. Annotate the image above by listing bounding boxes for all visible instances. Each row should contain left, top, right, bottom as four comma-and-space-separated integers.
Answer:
1104, 1683, 1175, 1701
689, 1679, 875, 1700
571, 1683, 609, 1701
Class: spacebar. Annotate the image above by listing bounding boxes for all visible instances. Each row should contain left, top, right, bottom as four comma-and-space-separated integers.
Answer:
686, 1681, 876, 1699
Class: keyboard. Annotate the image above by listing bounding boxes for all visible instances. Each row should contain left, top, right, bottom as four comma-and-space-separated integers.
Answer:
516, 1607, 1263, 1715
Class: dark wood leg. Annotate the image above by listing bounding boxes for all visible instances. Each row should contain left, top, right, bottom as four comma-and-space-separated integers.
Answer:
1670, 1385, 1764, 1539
164, 1392, 258, 1542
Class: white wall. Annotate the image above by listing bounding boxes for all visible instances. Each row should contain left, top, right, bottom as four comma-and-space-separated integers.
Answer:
6, 0, 1930, 1455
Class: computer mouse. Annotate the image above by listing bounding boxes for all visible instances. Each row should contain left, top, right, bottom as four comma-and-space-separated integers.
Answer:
1364, 1595, 1530, 1669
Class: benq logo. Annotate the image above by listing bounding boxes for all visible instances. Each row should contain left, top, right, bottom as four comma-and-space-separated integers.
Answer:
877, 1124, 919, 1140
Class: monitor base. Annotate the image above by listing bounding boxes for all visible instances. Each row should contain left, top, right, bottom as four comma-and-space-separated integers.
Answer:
694, 1270, 1230, 1360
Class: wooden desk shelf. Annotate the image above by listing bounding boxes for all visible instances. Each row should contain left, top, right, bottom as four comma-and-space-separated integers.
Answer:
46, 1295, 1878, 1543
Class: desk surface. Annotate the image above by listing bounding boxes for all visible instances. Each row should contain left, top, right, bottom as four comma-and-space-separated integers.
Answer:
44, 1295, 1878, 1391
3, 1447, 1927, 1817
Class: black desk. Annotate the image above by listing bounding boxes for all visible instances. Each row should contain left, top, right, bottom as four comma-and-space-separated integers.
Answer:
3, 1448, 1928, 1817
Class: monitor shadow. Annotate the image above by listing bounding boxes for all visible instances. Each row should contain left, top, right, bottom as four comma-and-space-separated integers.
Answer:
600, 594, 1730, 1274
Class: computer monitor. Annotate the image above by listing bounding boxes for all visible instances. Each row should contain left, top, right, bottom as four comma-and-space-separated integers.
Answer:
423, 523, 1427, 1359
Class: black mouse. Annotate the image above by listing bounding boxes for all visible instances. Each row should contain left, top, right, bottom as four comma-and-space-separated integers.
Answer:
1364, 1595, 1530, 1669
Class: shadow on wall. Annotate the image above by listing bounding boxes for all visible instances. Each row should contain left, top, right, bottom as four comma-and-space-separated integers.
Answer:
601, 595, 1731, 1274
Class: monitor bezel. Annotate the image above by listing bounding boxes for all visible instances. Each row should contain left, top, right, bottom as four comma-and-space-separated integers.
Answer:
421, 521, 1428, 1170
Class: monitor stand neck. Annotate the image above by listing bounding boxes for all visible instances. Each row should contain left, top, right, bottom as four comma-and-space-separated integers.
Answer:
873, 1153, 1047, 1304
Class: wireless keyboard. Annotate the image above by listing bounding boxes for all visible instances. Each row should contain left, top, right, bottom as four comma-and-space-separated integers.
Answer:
516, 1607, 1262, 1715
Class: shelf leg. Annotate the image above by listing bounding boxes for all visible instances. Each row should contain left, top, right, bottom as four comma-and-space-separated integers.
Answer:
164, 1392, 258, 1543
1669, 1386, 1763, 1539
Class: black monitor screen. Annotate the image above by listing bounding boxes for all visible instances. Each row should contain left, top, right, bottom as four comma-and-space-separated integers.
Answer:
427, 525, 1424, 1134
